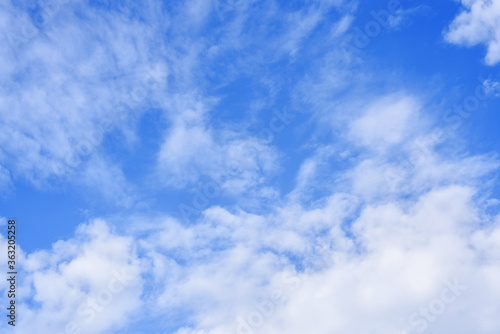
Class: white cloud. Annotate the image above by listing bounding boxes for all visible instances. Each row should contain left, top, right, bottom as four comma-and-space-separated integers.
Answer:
159, 185, 500, 334
0, 1, 168, 202
281, 6, 325, 58
348, 95, 422, 151
78, 155, 137, 207
259, 186, 499, 334
157, 93, 281, 199
483, 77, 500, 96
331, 14, 354, 37
0, 219, 144, 334
387, 5, 431, 30
446, 0, 500, 65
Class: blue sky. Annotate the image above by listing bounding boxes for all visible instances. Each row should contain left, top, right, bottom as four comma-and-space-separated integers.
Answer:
1, 0, 500, 333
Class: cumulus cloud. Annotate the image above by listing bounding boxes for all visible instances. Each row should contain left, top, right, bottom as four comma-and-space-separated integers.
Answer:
117, 179, 499, 334
127, 180, 499, 334
0, 219, 143, 334
446, 0, 500, 65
